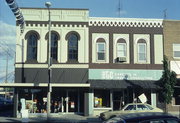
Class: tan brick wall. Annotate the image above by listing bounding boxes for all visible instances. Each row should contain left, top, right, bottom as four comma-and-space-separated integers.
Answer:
163, 20, 180, 61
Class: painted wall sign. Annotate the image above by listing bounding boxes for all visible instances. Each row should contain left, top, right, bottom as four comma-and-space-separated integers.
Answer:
89, 69, 163, 80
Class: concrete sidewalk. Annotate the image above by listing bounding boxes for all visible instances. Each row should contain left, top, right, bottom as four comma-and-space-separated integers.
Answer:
0, 114, 102, 123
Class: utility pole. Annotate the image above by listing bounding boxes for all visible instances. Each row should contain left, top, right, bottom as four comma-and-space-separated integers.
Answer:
45, 1, 52, 120
5, 52, 9, 99
118, 0, 122, 17
163, 9, 167, 19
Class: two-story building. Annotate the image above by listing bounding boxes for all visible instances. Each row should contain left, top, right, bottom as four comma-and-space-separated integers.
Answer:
163, 20, 180, 116
12, 7, 164, 117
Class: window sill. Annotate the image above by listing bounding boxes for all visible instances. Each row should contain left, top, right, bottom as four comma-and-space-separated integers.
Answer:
66, 60, 79, 64
25, 60, 38, 64
94, 107, 112, 110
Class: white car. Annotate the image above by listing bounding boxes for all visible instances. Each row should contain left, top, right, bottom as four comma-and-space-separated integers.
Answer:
100, 103, 163, 120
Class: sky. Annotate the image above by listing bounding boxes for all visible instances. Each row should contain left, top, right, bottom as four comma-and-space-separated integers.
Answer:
0, 0, 180, 83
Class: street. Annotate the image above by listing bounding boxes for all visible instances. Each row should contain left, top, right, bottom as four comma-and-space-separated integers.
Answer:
0, 108, 102, 123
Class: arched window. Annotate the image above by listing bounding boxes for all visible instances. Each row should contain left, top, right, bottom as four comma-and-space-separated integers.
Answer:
68, 34, 78, 61
137, 39, 146, 62
51, 33, 58, 60
27, 33, 38, 60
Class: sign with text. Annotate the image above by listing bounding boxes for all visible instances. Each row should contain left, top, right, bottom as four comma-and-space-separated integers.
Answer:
89, 69, 163, 80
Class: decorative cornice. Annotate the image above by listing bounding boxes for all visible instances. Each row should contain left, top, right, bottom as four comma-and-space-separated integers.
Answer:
89, 17, 163, 28
24, 21, 88, 28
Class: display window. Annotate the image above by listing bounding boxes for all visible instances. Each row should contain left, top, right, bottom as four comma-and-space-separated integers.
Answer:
94, 89, 110, 108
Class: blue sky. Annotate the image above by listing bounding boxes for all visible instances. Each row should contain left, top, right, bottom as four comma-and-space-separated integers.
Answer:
0, 0, 180, 82
1, 0, 180, 25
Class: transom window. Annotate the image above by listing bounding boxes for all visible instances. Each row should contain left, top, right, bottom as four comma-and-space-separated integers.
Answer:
173, 44, 180, 58
97, 42, 106, 61
68, 34, 78, 61
51, 33, 58, 60
27, 33, 38, 60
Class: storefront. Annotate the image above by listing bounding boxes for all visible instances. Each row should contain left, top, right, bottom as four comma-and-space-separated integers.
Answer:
0, 83, 90, 117
16, 87, 87, 114
88, 69, 163, 116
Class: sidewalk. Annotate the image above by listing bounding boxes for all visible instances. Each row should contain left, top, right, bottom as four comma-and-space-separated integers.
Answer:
0, 114, 102, 123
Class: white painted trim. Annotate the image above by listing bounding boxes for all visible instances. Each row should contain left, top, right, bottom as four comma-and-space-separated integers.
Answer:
89, 17, 163, 27
15, 64, 89, 68
0, 83, 90, 87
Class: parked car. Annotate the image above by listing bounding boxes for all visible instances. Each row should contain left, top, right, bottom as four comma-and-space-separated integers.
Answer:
100, 103, 163, 120
0, 97, 13, 111
103, 112, 180, 123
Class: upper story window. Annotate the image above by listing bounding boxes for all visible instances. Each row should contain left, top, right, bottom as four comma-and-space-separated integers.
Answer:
68, 34, 78, 61
27, 33, 38, 61
96, 38, 106, 61
51, 33, 58, 60
117, 39, 127, 58
173, 44, 180, 58
45, 31, 60, 62
137, 39, 147, 63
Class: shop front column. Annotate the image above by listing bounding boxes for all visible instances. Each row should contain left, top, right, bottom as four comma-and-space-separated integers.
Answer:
13, 88, 18, 117
84, 90, 93, 116
151, 90, 157, 107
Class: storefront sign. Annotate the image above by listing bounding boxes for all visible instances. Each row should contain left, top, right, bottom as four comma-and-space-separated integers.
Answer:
89, 69, 163, 80
138, 93, 147, 103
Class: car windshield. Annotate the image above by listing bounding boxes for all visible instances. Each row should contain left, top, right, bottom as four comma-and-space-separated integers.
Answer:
146, 105, 154, 110
137, 104, 149, 110
124, 105, 136, 110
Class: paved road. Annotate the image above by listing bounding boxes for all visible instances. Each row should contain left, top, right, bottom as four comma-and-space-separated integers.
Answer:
0, 114, 102, 123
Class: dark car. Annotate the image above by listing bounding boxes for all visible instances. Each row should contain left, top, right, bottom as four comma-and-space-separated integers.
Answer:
103, 112, 180, 123
0, 97, 13, 111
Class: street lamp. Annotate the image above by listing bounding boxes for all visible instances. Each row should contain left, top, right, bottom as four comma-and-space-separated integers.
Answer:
45, 1, 52, 120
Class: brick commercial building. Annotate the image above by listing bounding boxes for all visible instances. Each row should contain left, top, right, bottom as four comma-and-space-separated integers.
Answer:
2, 7, 180, 117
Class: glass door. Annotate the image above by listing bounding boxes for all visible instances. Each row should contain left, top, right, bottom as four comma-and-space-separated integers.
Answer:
68, 90, 78, 112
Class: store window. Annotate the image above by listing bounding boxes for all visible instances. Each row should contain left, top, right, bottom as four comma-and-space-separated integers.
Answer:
173, 44, 180, 58
137, 39, 147, 63
94, 89, 110, 108
173, 88, 180, 105
18, 88, 47, 113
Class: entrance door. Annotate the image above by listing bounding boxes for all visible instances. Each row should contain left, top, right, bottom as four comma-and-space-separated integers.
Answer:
52, 88, 82, 113
113, 91, 123, 110
68, 90, 78, 112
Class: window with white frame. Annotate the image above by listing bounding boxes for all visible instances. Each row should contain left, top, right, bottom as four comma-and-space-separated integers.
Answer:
138, 43, 146, 62
97, 42, 106, 61
94, 89, 110, 108
173, 44, 180, 58
117, 43, 126, 57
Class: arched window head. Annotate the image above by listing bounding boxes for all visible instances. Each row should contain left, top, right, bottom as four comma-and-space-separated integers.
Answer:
68, 34, 78, 61
27, 33, 38, 61
51, 33, 58, 61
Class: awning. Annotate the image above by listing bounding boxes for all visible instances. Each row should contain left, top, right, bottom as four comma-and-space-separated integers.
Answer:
89, 80, 161, 89
0, 83, 90, 88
